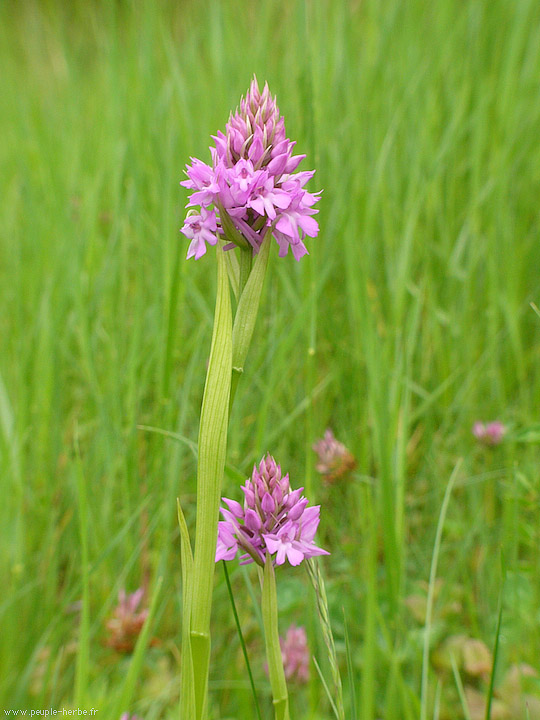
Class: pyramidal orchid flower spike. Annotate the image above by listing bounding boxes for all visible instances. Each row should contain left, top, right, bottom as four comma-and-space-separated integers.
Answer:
178, 79, 321, 720
181, 76, 321, 261
216, 454, 329, 567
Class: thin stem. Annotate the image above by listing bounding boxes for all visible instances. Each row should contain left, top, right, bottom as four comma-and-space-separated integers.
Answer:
222, 561, 263, 720
262, 557, 290, 720
420, 460, 462, 720
485, 586, 504, 720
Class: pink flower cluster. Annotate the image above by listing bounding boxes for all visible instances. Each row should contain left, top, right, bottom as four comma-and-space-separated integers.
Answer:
181, 77, 320, 260
215, 455, 329, 567
280, 625, 310, 684
313, 429, 356, 483
105, 589, 148, 653
472, 421, 507, 446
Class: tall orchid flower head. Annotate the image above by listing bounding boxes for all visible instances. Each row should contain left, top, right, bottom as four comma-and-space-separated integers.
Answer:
181, 76, 321, 260
216, 454, 329, 567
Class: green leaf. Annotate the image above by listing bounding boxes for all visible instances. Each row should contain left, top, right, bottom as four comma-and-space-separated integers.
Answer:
190, 630, 211, 720
223, 248, 240, 299
177, 499, 195, 719
232, 231, 271, 375
229, 232, 271, 409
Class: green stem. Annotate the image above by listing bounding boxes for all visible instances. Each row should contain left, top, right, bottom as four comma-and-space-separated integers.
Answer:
222, 561, 263, 720
189, 246, 233, 720
262, 557, 290, 720
182, 232, 271, 719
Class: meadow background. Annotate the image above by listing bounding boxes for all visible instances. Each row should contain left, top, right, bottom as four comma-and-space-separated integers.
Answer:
1, 0, 540, 717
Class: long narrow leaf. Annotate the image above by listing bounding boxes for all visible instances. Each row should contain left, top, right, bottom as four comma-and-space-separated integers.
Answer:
485, 589, 504, 720
178, 500, 195, 719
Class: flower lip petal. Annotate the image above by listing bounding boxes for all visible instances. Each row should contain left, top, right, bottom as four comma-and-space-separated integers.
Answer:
275, 544, 287, 565
286, 543, 306, 566
263, 533, 280, 555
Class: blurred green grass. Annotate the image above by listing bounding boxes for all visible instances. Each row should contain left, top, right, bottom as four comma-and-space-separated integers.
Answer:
1, 0, 540, 717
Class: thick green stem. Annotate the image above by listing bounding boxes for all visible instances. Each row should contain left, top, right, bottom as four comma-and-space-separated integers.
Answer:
262, 557, 290, 720
189, 247, 233, 720
181, 233, 271, 719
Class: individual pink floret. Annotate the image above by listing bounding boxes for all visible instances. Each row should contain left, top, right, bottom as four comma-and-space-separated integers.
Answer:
182, 208, 219, 260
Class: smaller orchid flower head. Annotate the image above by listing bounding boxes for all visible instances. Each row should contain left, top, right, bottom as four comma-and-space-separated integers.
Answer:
216, 454, 329, 567
120, 715, 142, 720
105, 588, 148, 653
313, 429, 356, 483
472, 421, 507, 446
280, 624, 310, 684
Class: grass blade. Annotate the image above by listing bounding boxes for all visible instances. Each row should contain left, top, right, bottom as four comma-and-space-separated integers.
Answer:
485, 588, 504, 720
342, 607, 357, 720
305, 559, 344, 720
312, 656, 340, 720
420, 459, 462, 720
